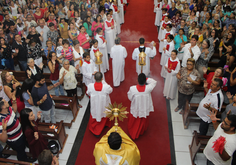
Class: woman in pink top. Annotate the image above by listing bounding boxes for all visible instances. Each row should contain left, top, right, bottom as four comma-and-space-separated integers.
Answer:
91, 15, 105, 36
77, 25, 91, 52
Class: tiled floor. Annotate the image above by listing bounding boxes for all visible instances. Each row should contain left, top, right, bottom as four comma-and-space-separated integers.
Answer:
169, 91, 215, 165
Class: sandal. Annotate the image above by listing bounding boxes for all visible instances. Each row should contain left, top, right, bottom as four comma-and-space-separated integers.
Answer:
79, 104, 83, 108
174, 107, 180, 112
179, 110, 183, 114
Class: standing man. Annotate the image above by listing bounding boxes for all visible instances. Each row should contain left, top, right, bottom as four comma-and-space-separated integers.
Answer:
12, 34, 29, 71
36, 19, 49, 48
204, 110, 236, 165
110, 37, 127, 87
132, 38, 156, 77
31, 74, 60, 123
127, 73, 157, 140
168, 2, 178, 19
197, 78, 224, 135
0, 97, 28, 161
178, 35, 201, 67
87, 72, 112, 136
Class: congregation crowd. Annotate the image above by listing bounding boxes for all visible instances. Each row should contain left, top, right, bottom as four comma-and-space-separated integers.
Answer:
155, 0, 236, 164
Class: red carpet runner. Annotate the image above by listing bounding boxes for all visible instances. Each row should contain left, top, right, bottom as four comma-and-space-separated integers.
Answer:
75, 0, 172, 164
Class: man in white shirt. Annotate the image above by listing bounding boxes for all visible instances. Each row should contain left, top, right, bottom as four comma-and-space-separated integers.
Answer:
36, 19, 49, 48
110, 37, 127, 87
132, 38, 156, 77
127, 73, 157, 140
86, 72, 113, 136
196, 78, 224, 135
204, 111, 236, 165
178, 35, 201, 67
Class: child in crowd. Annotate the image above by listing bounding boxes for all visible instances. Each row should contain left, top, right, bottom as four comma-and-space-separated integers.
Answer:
81, 52, 98, 88
61, 39, 75, 66
163, 50, 180, 100
44, 40, 55, 58
160, 34, 175, 78
47, 22, 59, 46
56, 37, 64, 62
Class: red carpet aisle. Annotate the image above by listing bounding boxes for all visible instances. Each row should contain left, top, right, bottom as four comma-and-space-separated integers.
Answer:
75, 0, 172, 164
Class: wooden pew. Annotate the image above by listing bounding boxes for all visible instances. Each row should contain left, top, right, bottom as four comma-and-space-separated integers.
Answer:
2, 146, 33, 159
52, 95, 79, 128
189, 131, 211, 165
38, 120, 68, 153
0, 158, 38, 165
182, 101, 226, 129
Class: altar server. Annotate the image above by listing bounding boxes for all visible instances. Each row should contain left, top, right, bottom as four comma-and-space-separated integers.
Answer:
158, 11, 169, 41
127, 73, 157, 140
105, 12, 116, 54
132, 38, 156, 76
95, 28, 109, 72
160, 34, 174, 78
87, 72, 112, 136
110, 1, 121, 34
90, 39, 106, 77
154, 0, 162, 26
159, 23, 173, 53
163, 50, 180, 99
118, 0, 125, 24
81, 52, 98, 87
110, 37, 127, 87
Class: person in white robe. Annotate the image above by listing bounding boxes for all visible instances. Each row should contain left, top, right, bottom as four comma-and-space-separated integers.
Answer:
95, 28, 109, 72
178, 35, 201, 67
81, 52, 99, 87
132, 38, 156, 77
159, 23, 173, 53
87, 72, 112, 136
118, 0, 125, 24
154, 0, 162, 26
157, 9, 168, 40
110, 2, 121, 34
90, 39, 106, 78
160, 34, 174, 78
110, 37, 127, 87
163, 50, 180, 99
104, 13, 116, 54
72, 40, 84, 72
127, 73, 157, 140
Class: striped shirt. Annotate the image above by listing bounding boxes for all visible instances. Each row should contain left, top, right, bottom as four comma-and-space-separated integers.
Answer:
61, 47, 73, 61
0, 107, 22, 142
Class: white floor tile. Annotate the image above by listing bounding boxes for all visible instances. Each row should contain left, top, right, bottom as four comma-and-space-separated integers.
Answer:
58, 159, 67, 165
174, 135, 192, 152
65, 128, 79, 144
58, 142, 73, 161
172, 121, 193, 136
175, 151, 192, 165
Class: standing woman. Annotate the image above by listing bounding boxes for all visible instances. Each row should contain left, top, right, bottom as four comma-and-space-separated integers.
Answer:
162, 0, 170, 10
189, 0, 195, 11
40, 3, 47, 18
59, 59, 80, 98
181, 3, 190, 21
48, 52, 65, 96
218, 45, 235, 69
171, 11, 182, 34
68, 4, 75, 19
59, 18, 69, 40
104, 12, 115, 54
200, 6, 208, 25
9, 0, 18, 21
80, 4, 87, 22
68, 22, 79, 46
220, 32, 235, 54
174, 28, 187, 50
27, 26, 43, 46
20, 78, 38, 117
77, 25, 91, 52
26, 58, 43, 81
175, 58, 201, 114
83, 16, 93, 38
34, 6, 44, 23
196, 39, 213, 78
20, 108, 48, 158
91, 15, 105, 36
186, 10, 198, 27
0, 37, 14, 70
72, 40, 84, 69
